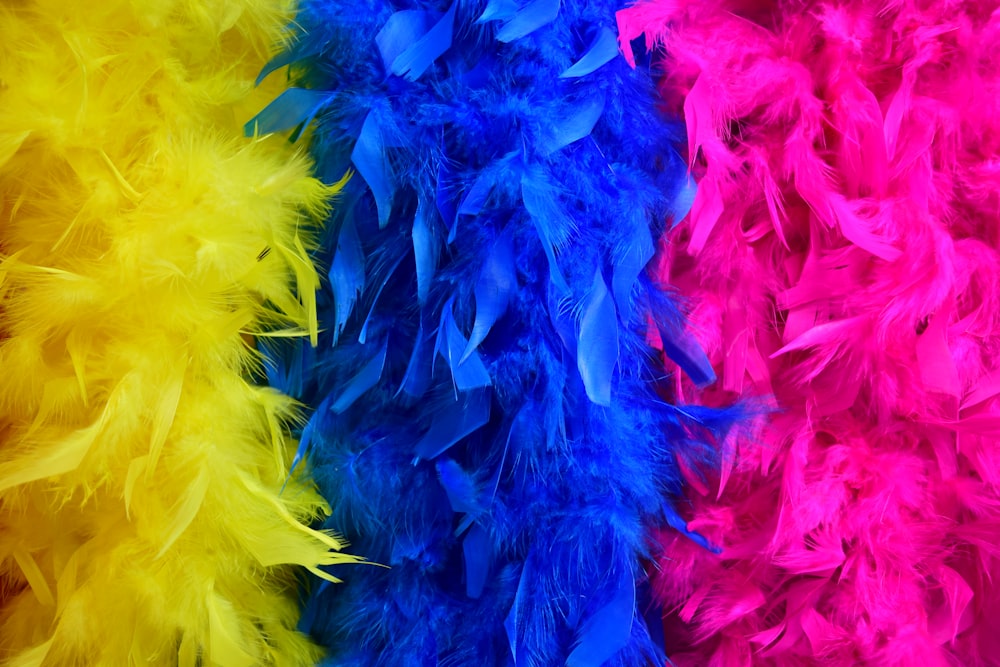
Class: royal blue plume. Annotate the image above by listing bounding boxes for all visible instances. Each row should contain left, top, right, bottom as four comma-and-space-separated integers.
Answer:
376, 10, 435, 70
250, 1, 741, 664
436, 458, 481, 515
611, 213, 655, 319
382, 3, 457, 81
463, 524, 492, 599
331, 341, 388, 414
504, 556, 533, 667
561, 27, 619, 79
477, 0, 518, 23
414, 388, 492, 460
437, 300, 493, 391
463, 233, 516, 362
287, 392, 331, 476
458, 171, 494, 217
566, 568, 635, 667
578, 269, 619, 406
358, 249, 406, 345
413, 201, 440, 304
400, 320, 434, 398
537, 94, 607, 157
520, 165, 571, 291
352, 112, 394, 229
657, 319, 716, 388
245, 88, 335, 142
329, 216, 366, 346
645, 280, 717, 388
494, 0, 561, 42
670, 174, 698, 228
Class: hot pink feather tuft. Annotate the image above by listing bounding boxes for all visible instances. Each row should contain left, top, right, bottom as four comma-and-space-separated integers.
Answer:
621, 0, 1000, 664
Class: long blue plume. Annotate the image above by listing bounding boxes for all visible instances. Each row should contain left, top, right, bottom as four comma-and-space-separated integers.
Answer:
250, 1, 738, 664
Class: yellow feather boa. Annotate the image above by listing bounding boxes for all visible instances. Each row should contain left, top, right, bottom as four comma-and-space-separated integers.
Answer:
0, 1, 356, 664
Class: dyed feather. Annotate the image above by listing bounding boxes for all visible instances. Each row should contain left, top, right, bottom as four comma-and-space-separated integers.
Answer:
251, 0, 736, 664
0, 1, 359, 664
619, 0, 1000, 664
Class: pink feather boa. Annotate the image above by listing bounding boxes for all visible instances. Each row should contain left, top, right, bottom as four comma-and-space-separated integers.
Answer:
621, 0, 1000, 664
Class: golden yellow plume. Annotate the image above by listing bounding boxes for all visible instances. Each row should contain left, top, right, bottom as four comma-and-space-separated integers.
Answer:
0, 1, 356, 664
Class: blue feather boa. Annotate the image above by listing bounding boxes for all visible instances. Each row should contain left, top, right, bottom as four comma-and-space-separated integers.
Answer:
250, 1, 735, 664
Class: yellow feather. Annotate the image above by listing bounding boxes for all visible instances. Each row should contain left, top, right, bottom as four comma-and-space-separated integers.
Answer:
2, 638, 52, 667
65, 329, 92, 407
123, 455, 148, 517
208, 592, 258, 667
156, 468, 211, 559
146, 360, 186, 481
0, 131, 31, 172
178, 631, 200, 667
10, 548, 53, 608
54, 549, 79, 618
0, 0, 356, 663
0, 420, 102, 493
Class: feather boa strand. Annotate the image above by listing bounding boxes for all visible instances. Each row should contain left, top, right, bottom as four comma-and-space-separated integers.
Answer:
619, 0, 1000, 664
0, 1, 358, 664
251, 0, 737, 664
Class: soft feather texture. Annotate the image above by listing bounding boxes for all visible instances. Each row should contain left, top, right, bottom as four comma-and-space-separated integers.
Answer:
618, 0, 1000, 665
0, 1, 358, 664
250, 1, 737, 664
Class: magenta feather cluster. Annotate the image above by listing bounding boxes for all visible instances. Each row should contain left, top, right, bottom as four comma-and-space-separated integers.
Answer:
619, 0, 1000, 664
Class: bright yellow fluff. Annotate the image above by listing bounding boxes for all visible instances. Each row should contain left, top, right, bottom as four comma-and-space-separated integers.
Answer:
0, 1, 356, 664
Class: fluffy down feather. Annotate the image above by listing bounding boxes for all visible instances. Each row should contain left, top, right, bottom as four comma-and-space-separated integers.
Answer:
250, 0, 737, 664
619, 0, 1000, 665
0, 1, 358, 664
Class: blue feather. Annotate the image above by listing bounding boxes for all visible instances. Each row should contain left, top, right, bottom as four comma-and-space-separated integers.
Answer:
496, 0, 561, 42
611, 215, 655, 320
566, 569, 636, 667
329, 217, 365, 346
462, 524, 491, 599
256, 47, 307, 87
435, 458, 480, 514
549, 281, 578, 356
561, 27, 619, 78
520, 165, 570, 291
647, 282, 717, 387
399, 320, 433, 398
331, 341, 388, 414
537, 94, 607, 156
436, 159, 458, 235
287, 393, 332, 476
664, 505, 719, 553
413, 200, 440, 305
463, 233, 516, 362
414, 389, 492, 460
658, 321, 717, 388
244, 88, 333, 137
358, 251, 405, 345
577, 269, 619, 407
504, 557, 532, 667
458, 169, 496, 218
376, 10, 435, 71
352, 112, 394, 229
386, 3, 457, 81
639, 581, 667, 658
476, 0, 518, 23
670, 173, 697, 227
259, 334, 314, 399
437, 300, 492, 391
